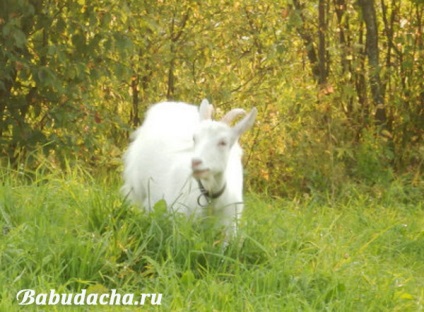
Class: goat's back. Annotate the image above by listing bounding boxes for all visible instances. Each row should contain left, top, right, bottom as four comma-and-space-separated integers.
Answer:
122, 102, 199, 209
136, 102, 199, 141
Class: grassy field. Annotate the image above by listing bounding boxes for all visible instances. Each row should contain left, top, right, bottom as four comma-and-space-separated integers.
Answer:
0, 168, 423, 311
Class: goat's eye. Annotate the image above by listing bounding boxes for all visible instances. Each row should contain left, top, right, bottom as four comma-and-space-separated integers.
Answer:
218, 139, 227, 147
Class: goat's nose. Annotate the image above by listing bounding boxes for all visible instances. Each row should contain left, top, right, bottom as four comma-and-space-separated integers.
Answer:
191, 158, 202, 168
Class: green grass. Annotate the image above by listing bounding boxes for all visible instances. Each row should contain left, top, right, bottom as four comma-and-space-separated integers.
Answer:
0, 168, 423, 311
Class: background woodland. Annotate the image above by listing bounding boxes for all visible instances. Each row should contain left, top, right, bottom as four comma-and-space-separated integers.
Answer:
1, 0, 423, 197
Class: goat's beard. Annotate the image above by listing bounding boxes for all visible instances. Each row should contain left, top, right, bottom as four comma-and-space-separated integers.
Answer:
192, 170, 225, 193
192, 168, 210, 179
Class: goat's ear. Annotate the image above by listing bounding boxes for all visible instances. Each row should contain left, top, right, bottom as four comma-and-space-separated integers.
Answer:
199, 99, 213, 121
232, 107, 257, 137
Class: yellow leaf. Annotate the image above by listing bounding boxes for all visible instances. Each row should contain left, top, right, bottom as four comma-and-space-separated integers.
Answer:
395, 291, 414, 300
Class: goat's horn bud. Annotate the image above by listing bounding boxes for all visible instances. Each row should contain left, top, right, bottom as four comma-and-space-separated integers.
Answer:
221, 108, 246, 125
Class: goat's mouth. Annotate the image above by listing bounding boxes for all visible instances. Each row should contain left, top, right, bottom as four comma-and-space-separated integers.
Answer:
192, 168, 210, 179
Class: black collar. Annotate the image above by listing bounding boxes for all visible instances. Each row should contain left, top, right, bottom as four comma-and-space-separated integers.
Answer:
196, 179, 226, 207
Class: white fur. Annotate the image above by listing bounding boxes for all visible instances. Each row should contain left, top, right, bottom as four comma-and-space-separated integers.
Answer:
122, 100, 257, 238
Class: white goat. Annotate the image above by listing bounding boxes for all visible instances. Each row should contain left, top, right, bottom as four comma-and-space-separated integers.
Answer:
122, 99, 257, 238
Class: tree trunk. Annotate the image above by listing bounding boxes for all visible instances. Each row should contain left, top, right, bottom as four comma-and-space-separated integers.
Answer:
292, 0, 329, 88
334, 0, 356, 117
355, 22, 370, 128
358, 0, 387, 126
334, 0, 349, 74
318, 0, 328, 86
130, 75, 140, 127
166, 11, 190, 101
292, 0, 320, 82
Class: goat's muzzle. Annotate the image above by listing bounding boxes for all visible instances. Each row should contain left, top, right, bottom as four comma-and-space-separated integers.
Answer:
191, 158, 210, 179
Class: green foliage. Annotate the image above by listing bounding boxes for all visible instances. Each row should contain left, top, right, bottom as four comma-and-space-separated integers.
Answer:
0, 0, 129, 168
353, 129, 394, 184
0, 170, 423, 310
0, 0, 423, 198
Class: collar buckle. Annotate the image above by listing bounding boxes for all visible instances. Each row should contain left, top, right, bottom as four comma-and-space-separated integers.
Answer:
196, 179, 226, 207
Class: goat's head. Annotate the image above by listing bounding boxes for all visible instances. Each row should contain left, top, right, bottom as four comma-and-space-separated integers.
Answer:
191, 99, 257, 180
